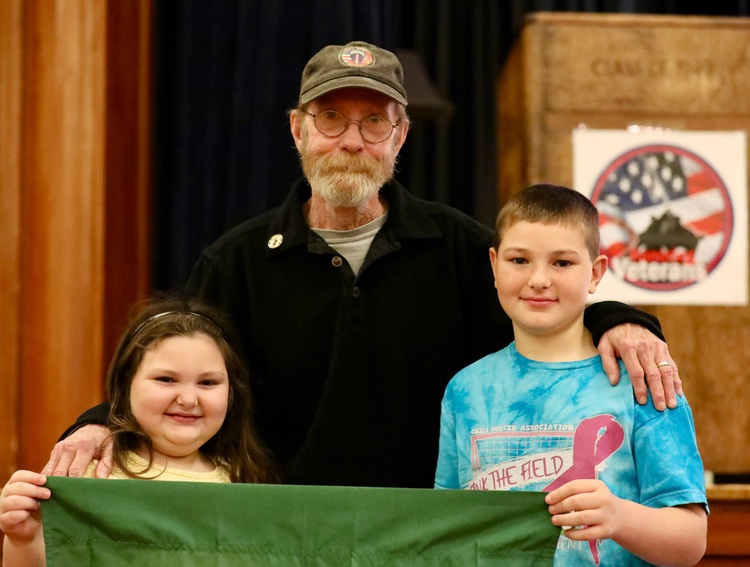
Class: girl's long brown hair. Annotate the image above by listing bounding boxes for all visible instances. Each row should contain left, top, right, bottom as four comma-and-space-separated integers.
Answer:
106, 294, 277, 483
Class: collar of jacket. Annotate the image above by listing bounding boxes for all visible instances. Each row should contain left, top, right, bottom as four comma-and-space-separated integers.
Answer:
265, 178, 442, 258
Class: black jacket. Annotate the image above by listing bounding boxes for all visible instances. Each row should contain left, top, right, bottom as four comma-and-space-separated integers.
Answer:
69, 178, 663, 488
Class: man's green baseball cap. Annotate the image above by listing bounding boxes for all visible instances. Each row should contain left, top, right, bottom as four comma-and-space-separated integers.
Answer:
299, 41, 408, 106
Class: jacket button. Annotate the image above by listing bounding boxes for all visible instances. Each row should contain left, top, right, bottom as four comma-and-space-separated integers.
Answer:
352, 287, 361, 297
332, 256, 343, 267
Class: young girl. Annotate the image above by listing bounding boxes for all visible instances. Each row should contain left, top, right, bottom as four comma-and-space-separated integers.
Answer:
0, 295, 276, 566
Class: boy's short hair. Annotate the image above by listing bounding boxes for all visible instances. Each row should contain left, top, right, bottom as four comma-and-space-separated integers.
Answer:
494, 183, 601, 259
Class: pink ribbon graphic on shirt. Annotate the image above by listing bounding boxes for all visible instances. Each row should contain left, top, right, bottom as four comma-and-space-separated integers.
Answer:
543, 414, 625, 565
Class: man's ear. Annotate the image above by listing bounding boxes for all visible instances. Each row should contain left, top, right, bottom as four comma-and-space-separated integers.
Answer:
392, 117, 408, 153
290, 111, 304, 152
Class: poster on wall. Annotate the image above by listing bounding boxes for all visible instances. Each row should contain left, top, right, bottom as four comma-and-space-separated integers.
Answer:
573, 128, 747, 305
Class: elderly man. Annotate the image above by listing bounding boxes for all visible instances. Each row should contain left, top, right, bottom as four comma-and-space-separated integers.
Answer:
45, 41, 679, 488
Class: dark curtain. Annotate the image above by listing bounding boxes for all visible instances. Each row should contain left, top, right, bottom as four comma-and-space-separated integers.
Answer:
152, 0, 749, 291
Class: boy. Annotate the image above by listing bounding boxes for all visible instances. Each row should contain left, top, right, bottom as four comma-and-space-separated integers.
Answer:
434, 184, 707, 566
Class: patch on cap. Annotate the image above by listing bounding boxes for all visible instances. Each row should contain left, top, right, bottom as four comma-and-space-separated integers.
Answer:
298, 41, 407, 106
339, 46, 374, 67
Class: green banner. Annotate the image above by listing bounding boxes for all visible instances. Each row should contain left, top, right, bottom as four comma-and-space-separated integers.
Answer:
43, 477, 558, 566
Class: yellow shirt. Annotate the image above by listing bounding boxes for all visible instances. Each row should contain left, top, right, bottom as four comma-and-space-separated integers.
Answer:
84, 451, 230, 483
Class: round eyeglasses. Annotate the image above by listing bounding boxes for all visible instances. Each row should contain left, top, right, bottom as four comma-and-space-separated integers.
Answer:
306, 110, 399, 144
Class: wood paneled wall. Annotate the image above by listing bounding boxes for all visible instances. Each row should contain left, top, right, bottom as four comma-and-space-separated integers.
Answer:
0, 0, 152, 482
0, 0, 23, 484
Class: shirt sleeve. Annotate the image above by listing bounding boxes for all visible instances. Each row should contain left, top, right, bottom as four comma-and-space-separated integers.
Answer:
632, 396, 708, 513
184, 253, 222, 301
583, 300, 665, 345
58, 403, 110, 441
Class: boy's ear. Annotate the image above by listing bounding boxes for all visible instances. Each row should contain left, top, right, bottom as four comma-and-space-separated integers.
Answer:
488, 247, 499, 288
589, 254, 608, 294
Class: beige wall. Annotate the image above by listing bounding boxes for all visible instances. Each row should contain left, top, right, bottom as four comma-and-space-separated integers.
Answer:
498, 12, 750, 473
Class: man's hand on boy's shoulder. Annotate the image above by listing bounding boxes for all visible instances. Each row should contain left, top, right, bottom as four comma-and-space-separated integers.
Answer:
598, 323, 682, 411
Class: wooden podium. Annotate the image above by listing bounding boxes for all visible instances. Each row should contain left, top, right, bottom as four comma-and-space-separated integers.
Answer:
498, 12, 750, 564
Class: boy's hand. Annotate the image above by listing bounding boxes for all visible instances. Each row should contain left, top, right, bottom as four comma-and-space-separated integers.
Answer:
0, 470, 50, 541
598, 323, 682, 411
545, 479, 623, 541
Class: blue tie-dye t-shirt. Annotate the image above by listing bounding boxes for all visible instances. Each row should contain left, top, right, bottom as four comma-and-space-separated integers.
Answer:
435, 342, 707, 566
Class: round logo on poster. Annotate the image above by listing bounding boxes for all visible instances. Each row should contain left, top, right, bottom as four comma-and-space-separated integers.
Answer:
589, 144, 733, 291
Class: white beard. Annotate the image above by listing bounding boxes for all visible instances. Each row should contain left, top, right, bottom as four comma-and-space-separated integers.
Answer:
300, 144, 397, 208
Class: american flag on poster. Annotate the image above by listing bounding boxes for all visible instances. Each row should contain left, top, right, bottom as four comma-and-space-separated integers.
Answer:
573, 129, 747, 305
